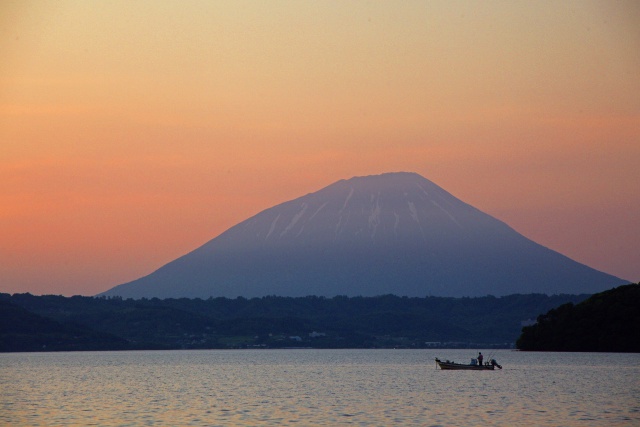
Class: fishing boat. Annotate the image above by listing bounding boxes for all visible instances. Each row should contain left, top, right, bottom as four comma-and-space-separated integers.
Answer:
435, 357, 502, 370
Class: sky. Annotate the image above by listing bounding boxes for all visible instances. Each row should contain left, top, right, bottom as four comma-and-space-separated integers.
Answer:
2, 0, 639, 296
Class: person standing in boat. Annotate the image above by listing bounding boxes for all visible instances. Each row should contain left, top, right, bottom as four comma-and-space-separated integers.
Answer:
478, 352, 483, 366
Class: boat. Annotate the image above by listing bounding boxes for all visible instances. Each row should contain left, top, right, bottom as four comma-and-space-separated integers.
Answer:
435, 357, 502, 370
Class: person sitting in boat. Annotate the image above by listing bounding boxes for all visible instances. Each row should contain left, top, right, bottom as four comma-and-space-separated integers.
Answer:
478, 352, 483, 366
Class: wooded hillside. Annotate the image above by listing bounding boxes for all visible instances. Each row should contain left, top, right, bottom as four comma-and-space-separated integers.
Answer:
517, 283, 640, 352
2, 292, 593, 351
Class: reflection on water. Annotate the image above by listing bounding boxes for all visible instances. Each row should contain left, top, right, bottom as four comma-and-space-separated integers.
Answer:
1, 350, 639, 426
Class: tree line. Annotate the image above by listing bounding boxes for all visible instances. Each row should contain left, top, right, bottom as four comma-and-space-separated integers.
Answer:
1, 291, 592, 352
516, 283, 639, 352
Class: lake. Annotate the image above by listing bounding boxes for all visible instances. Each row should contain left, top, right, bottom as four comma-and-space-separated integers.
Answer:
1, 349, 638, 426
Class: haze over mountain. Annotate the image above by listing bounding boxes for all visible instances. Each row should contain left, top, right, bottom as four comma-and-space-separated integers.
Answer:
101, 172, 624, 299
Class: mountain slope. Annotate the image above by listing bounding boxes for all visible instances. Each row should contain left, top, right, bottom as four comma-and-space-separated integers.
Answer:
0, 300, 129, 352
101, 172, 624, 298
517, 283, 640, 352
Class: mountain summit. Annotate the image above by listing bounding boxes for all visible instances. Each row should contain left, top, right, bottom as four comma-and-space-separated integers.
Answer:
101, 172, 624, 298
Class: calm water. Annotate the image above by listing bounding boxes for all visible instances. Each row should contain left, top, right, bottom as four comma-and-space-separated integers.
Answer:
1, 349, 639, 426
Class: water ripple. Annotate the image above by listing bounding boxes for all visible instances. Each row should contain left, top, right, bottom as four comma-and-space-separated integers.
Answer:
1, 350, 639, 426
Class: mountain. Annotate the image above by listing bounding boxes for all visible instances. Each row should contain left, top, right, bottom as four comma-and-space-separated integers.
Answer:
0, 299, 129, 352
517, 283, 640, 352
100, 172, 625, 298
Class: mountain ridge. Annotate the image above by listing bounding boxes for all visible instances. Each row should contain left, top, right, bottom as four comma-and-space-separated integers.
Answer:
101, 172, 624, 299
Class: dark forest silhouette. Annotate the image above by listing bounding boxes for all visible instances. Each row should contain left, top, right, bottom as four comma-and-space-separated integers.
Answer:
1, 291, 593, 352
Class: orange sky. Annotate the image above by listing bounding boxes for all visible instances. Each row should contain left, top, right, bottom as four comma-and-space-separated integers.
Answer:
2, 1, 639, 296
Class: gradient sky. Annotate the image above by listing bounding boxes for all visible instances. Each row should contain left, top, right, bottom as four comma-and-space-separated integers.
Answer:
2, 0, 639, 296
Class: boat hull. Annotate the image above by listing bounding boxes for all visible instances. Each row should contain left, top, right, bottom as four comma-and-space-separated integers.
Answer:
435, 358, 499, 370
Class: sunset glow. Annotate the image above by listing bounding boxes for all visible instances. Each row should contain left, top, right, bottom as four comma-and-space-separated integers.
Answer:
2, 1, 639, 295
